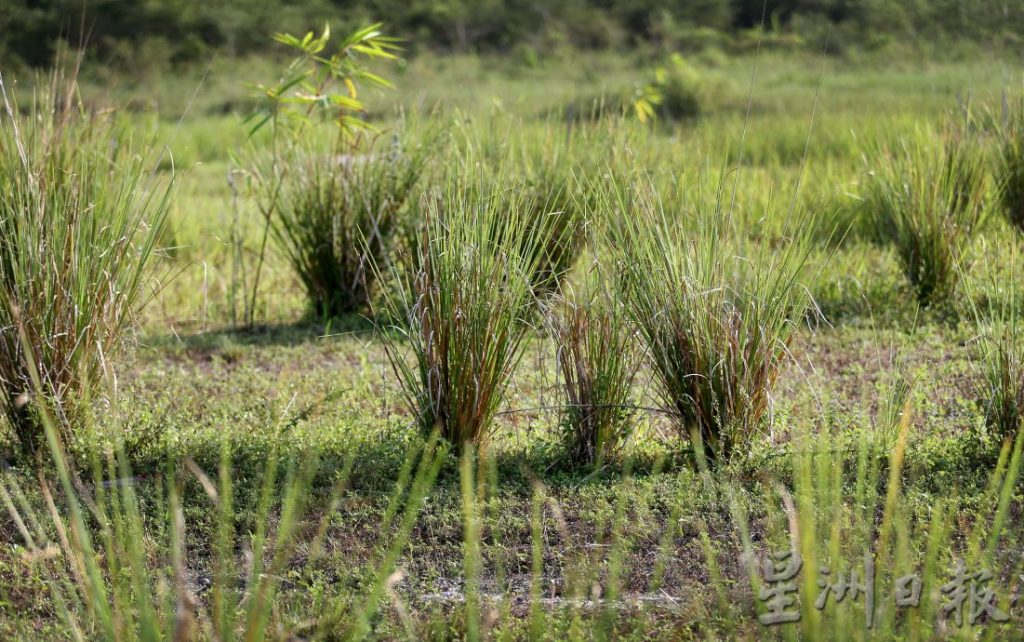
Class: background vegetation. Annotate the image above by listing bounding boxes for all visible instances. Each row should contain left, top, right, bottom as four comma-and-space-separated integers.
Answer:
4, 0, 1024, 71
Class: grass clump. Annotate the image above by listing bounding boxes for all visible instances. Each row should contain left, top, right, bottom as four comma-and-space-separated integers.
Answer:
549, 269, 639, 467
977, 316, 1024, 439
609, 178, 817, 463
517, 139, 586, 296
396, 126, 581, 302
861, 128, 989, 305
258, 133, 426, 318
994, 93, 1024, 232
0, 74, 170, 455
378, 162, 551, 451
965, 248, 1024, 440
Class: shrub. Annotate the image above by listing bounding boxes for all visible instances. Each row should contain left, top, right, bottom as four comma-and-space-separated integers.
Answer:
549, 272, 639, 466
630, 54, 703, 124
0, 74, 170, 455
994, 93, 1024, 232
377, 164, 552, 450
861, 129, 988, 305
607, 178, 817, 463
237, 23, 403, 327
260, 134, 426, 318
652, 54, 702, 121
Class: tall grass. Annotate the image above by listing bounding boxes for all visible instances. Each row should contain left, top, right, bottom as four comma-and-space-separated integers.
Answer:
874, 352, 918, 451
0, 72, 170, 455
377, 160, 553, 450
516, 134, 586, 296
964, 244, 1024, 440
548, 267, 639, 466
861, 128, 989, 305
392, 123, 582, 302
976, 316, 1024, 440
994, 92, 1024, 232
255, 132, 427, 318
1, 324, 449, 640
607, 177, 819, 462
1, 435, 448, 640
726, 402, 1024, 640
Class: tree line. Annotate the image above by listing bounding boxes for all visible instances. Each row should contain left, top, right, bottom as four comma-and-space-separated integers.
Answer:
2, 0, 1022, 68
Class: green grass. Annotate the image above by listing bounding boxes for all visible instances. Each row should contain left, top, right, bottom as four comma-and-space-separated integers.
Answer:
0, 71, 171, 455
251, 127, 428, 318
606, 172, 820, 463
548, 264, 639, 467
3, 48, 1024, 640
376, 153, 555, 450
964, 244, 1024, 441
993, 91, 1024, 233
859, 125, 990, 306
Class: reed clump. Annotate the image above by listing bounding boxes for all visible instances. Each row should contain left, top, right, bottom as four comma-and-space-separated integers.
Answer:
0, 73, 170, 455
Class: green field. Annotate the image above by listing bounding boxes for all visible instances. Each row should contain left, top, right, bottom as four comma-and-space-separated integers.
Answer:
3, 38, 1024, 640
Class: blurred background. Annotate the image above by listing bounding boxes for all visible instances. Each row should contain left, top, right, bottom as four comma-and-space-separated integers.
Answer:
4, 0, 1022, 72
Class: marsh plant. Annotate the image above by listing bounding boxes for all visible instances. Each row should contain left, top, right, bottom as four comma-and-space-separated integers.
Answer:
378, 164, 555, 450
549, 273, 640, 466
608, 178, 818, 462
964, 247, 1024, 439
238, 23, 402, 325
862, 129, 989, 305
520, 169, 583, 297
0, 73, 170, 455
261, 134, 427, 317
993, 92, 1024, 232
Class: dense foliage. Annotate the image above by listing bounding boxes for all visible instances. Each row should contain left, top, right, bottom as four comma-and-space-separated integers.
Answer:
4, 0, 1023, 69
